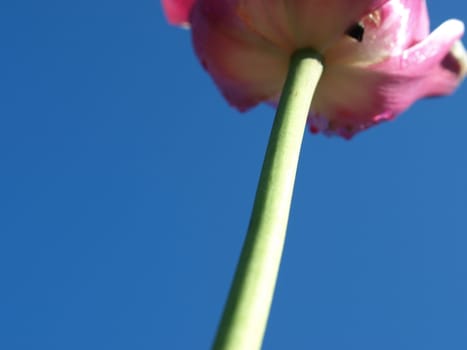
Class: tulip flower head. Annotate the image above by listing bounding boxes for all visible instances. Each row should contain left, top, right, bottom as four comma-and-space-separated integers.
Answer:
163, 0, 466, 138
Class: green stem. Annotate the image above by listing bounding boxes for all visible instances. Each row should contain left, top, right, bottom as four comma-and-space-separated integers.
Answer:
213, 48, 324, 350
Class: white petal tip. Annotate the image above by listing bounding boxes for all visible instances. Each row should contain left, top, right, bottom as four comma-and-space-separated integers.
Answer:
450, 41, 467, 78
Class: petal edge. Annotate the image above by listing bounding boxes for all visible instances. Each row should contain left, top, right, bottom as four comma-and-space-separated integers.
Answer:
162, 0, 196, 26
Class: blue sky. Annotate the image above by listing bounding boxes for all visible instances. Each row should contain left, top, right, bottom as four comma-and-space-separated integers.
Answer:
1, 1, 466, 349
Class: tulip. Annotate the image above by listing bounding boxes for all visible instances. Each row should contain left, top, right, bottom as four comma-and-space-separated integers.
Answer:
163, 0, 466, 138
162, 1, 466, 349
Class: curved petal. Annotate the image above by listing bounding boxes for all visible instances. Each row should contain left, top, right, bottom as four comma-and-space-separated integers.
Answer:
327, 0, 430, 66
236, 0, 391, 50
291, 0, 391, 50
162, 0, 197, 26
309, 19, 465, 138
373, 19, 465, 96
191, 0, 289, 110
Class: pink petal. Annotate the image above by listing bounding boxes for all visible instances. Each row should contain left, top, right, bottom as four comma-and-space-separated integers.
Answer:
162, 0, 196, 26
373, 19, 465, 98
189, 0, 391, 110
293, 0, 391, 50
309, 19, 465, 138
190, 0, 289, 110
328, 0, 430, 66
235, 0, 391, 50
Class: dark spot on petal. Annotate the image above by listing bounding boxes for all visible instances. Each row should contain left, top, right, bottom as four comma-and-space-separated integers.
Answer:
346, 23, 365, 42
328, 120, 337, 131
345, 124, 355, 133
310, 125, 319, 134
441, 52, 462, 76
201, 58, 208, 70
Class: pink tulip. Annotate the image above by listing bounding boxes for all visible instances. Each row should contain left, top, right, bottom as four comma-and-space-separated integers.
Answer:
163, 0, 466, 138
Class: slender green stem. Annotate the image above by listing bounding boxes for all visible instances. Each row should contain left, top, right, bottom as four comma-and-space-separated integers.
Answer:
213, 48, 324, 350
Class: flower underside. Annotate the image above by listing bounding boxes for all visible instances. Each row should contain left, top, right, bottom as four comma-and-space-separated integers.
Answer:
164, 0, 466, 138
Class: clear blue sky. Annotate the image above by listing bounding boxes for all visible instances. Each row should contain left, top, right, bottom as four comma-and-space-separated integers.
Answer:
1, 1, 466, 349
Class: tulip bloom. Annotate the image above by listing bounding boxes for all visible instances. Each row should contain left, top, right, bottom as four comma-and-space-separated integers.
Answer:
163, 0, 465, 138
163, 2, 466, 349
